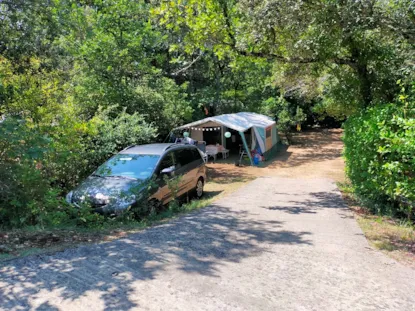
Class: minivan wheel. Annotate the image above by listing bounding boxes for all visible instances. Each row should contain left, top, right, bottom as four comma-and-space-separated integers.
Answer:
146, 199, 162, 215
132, 199, 160, 219
195, 178, 204, 199
149, 199, 165, 213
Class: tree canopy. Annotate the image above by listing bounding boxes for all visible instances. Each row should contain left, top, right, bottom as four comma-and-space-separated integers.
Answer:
0, 0, 414, 227
157, 0, 414, 115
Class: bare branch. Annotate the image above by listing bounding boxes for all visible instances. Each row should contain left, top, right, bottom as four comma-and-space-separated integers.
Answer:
171, 54, 203, 76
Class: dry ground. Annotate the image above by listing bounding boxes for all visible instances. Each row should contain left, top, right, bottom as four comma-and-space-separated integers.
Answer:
206, 128, 415, 268
205, 128, 345, 197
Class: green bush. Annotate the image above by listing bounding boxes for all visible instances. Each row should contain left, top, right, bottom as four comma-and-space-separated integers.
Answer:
343, 83, 415, 219
85, 107, 157, 171
0, 109, 156, 228
261, 96, 306, 143
0, 118, 51, 227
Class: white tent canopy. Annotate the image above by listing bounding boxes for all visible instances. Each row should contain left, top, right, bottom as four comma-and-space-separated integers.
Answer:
173, 112, 278, 165
174, 112, 275, 133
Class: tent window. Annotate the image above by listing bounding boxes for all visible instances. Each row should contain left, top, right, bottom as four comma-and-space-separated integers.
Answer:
266, 128, 271, 138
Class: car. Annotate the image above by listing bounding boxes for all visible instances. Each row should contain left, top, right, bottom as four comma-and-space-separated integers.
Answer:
65, 143, 207, 215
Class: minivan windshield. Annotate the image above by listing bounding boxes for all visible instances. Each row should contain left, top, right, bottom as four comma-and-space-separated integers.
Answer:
94, 154, 160, 180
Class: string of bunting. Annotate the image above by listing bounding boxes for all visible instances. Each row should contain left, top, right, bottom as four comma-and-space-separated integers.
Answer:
186, 127, 221, 131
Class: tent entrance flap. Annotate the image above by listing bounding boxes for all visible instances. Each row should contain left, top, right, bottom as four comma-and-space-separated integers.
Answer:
250, 127, 266, 154
239, 131, 253, 165
253, 127, 266, 153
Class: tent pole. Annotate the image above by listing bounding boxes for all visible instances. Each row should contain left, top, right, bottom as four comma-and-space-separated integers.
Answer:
239, 131, 254, 166
221, 126, 225, 148
164, 131, 173, 143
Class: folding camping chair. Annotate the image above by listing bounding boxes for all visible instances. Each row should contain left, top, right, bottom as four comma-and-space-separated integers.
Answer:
196, 141, 208, 163
206, 145, 219, 161
239, 144, 250, 163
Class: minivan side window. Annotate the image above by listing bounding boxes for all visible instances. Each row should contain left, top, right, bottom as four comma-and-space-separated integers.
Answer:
191, 149, 203, 163
175, 149, 194, 167
157, 152, 174, 174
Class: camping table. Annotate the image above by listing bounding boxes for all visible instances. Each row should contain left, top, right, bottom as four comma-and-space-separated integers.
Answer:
206, 146, 219, 161
221, 149, 230, 159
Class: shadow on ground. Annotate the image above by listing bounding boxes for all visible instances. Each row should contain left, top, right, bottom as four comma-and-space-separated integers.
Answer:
262, 190, 350, 216
207, 166, 255, 184
0, 204, 311, 310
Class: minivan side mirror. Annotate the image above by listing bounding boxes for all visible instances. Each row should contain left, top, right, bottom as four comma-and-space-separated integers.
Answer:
161, 165, 175, 176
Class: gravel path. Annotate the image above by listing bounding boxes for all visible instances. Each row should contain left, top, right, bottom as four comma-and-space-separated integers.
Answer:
1, 178, 415, 311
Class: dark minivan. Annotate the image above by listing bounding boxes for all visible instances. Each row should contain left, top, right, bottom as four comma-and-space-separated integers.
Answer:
66, 144, 207, 215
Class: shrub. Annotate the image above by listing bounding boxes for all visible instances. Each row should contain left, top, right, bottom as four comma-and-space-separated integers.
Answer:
0, 108, 157, 228
86, 107, 157, 170
0, 118, 52, 227
261, 96, 306, 143
343, 83, 415, 219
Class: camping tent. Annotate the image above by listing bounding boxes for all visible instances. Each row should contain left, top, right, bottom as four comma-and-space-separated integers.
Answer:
173, 112, 279, 165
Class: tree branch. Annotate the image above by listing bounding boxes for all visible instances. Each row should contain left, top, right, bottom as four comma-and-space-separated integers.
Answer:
235, 49, 356, 66
221, 0, 236, 47
218, 0, 356, 67
171, 54, 203, 76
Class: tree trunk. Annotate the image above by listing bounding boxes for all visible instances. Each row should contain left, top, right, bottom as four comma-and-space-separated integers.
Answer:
356, 62, 373, 107
350, 44, 373, 107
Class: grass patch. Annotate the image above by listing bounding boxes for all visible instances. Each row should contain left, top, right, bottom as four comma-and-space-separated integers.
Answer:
338, 181, 415, 267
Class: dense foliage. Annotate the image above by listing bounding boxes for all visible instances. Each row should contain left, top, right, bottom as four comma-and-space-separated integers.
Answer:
156, 0, 415, 114
344, 83, 415, 218
0, 0, 414, 227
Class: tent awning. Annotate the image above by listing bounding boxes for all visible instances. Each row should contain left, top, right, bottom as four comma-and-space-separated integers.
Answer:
174, 112, 275, 132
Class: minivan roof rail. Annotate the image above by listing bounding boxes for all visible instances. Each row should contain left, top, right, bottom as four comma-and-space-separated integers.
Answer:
120, 145, 136, 152
164, 144, 181, 151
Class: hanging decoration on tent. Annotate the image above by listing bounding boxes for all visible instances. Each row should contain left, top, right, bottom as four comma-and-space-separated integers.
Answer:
183, 131, 189, 137
191, 127, 220, 132
187, 127, 221, 131
224, 131, 231, 138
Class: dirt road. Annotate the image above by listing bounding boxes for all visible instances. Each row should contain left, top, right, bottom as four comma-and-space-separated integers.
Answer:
2, 176, 415, 310
208, 129, 345, 181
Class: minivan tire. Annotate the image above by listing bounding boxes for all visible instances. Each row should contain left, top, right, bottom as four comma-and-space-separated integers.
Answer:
194, 178, 204, 199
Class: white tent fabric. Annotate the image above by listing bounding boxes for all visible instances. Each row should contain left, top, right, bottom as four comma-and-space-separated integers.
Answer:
251, 129, 256, 151
253, 127, 266, 153
174, 112, 275, 132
